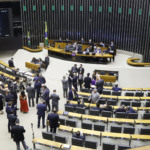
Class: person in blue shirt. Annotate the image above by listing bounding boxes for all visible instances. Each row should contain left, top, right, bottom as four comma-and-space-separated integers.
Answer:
126, 106, 136, 114
39, 74, 46, 84
33, 74, 40, 82
73, 131, 85, 140
94, 47, 101, 54
112, 84, 122, 92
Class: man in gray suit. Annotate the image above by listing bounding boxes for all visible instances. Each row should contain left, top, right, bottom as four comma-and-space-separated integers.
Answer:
95, 77, 104, 94
26, 83, 35, 107
49, 90, 60, 111
61, 76, 68, 98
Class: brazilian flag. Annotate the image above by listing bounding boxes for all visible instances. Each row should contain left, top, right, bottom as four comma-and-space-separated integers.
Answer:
45, 22, 48, 46
27, 31, 31, 46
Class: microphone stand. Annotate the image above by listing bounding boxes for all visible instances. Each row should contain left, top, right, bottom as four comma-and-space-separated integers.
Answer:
31, 123, 35, 150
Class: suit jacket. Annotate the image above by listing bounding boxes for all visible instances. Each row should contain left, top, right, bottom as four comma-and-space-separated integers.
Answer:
26, 86, 35, 98
50, 93, 60, 106
112, 87, 122, 92
47, 113, 59, 128
6, 93, 15, 102
8, 114, 17, 126
11, 125, 25, 142
40, 76, 46, 84
95, 79, 104, 92
71, 66, 78, 73
33, 76, 40, 82
78, 67, 84, 75
37, 103, 46, 116
34, 81, 42, 93
84, 76, 92, 88
8, 60, 14, 67
68, 90, 78, 100
62, 79, 68, 90
0, 94, 4, 110
73, 76, 78, 85
45, 57, 49, 63
42, 88, 50, 102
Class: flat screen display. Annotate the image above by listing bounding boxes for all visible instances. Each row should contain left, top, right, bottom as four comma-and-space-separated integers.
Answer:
0, 8, 12, 37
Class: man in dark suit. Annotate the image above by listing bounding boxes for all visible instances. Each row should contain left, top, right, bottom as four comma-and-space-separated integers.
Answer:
71, 64, 78, 74
45, 55, 49, 69
41, 85, 50, 112
11, 119, 29, 150
49, 90, 60, 111
78, 64, 84, 76
39, 74, 46, 84
80, 37, 85, 44
34, 80, 42, 104
37, 100, 46, 128
73, 73, 78, 91
73, 131, 85, 140
95, 77, 104, 94
68, 70, 73, 90
61, 76, 69, 98
33, 74, 40, 82
26, 83, 35, 107
6, 91, 15, 103
68, 87, 78, 101
47, 108, 59, 133
114, 105, 126, 114
83, 73, 92, 89
8, 58, 15, 67
75, 100, 84, 108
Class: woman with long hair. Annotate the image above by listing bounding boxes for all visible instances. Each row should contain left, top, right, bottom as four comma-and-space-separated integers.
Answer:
20, 90, 29, 113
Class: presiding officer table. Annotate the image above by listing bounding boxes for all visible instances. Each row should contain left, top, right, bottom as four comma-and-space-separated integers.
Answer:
45, 47, 113, 63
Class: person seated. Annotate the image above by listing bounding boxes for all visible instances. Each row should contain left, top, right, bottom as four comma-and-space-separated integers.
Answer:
73, 131, 85, 140
65, 100, 74, 107
66, 38, 70, 43
80, 37, 85, 44
91, 102, 100, 110
68, 87, 78, 101
59, 37, 62, 42
84, 46, 91, 53
0, 74, 6, 81
110, 41, 115, 50
114, 105, 126, 114
75, 100, 84, 108
31, 57, 37, 64
99, 41, 105, 47
89, 89, 100, 104
100, 102, 112, 113
112, 84, 122, 92
94, 47, 101, 54
126, 106, 136, 114
91, 78, 96, 86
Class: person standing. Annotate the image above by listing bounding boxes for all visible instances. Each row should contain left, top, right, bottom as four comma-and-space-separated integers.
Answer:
78, 71, 84, 91
95, 77, 104, 94
8, 58, 15, 68
11, 119, 29, 150
34, 80, 42, 104
37, 100, 46, 128
68, 87, 78, 101
89, 89, 100, 104
49, 90, 60, 111
68, 70, 73, 90
73, 73, 78, 91
39, 74, 46, 84
19, 91, 29, 113
61, 76, 68, 98
78, 64, 84, 76
47, 108, 59, 133
41, 85, 50, 112
71, 64, 78, 74
45, 55, 50, 69
83, 73, 92, 89
26, 83, 35, 107
0, 94, 4, 114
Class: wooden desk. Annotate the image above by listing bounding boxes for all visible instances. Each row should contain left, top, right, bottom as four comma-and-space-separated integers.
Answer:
140, 97, 150, 100
118, 96, 140, 100
108, 118, 135, 124
129, 145, 150, 150
142, 88, 150, 91
102, 132, 130, 139
25, 62, 40, 71
0, 71, 15, 80
0, 60, 14, 70
127, 58, 150, 66
68, 112, 82, 118
100, 75, 117, 83
82, 114, 107, 122
122, 88, 142, 91
135, 119, 150, 125
70, 145, 92, 150
23, 46, 42, 52
59, 125, 73, 132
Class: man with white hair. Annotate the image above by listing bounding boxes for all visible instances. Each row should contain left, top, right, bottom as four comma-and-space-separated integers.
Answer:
89, 89, 100, 103
95, 77, 104, 94
68, 87, 78, 101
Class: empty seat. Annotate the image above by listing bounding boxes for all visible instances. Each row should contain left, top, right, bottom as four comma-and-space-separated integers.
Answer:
66, 119, 76, 127
115, 112, 126, 118
140, 128, 150, 135
143, 113, 150, 119
103, 143, 115, 150
76, 107, 86, 114
65, 105, 74, 112
112, 91, 121, 96
123, 127, 135, 134
82, 97, 89, 103
145, 102, 150, 107
98, 99, 106, 104
125, 92, 134, 96
127, 113, 138, 119
121, 101, 131, 106
103, 90, 111, 95
107, 100, 117, 106
55, 135, 66, 143
131, 101, 141, 107
94, 124, 105, 132
118, 145, 131, 150
58, 118, 65, 125
135, 92, 144, 97
85, 140, 97, 149
109, 72, 114, 76
72, 137, 83, 147
82, 122, 92, 130
89, 109, 100, 116
81, 88, 91, 93
147, 92, 150, 97
42, 131, 53, 140
110, 126, 122, 133
101, 111, 112, 117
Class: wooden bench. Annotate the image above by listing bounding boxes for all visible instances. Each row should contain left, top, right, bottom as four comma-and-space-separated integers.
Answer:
25, 62, 40, 71
100, 75, 117, 83
23, 46, 42, 52
127, 58, 150, 66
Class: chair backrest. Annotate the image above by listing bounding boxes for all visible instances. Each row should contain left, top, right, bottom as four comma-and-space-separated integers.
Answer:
131, 102, 141, 107
103, 90, 111, 95
72, 137, 83, 147
110, 126, 122, 133
55, 135, 66, 143
89, 109, 100, 116
118, 145, 131, 150
94, 124, 105, 132
148, 92, 150, 97
125, 92, 134, 96
98, 99, 106, 104
81, 88, 91, 93
127, 113, 138, 119
112, 91, 121, 96
76, 107, 85, 114
82, 122, 92, 130
123, 127, 135, 134
143, 113, 150, 119
135, 92, 144, 97
83, 97, 89, 103
101, 111, 112, 117
121, 101, 131, 106
145, 102, 150, 107
140, 128, 150, 135
103, 143, 115, 150
65, 105, 74, 112
115, 112, 126, 118
85, 140, 97, 149
42, 131, 53, 141
58, 118, 65, 125
107, 100, 117, 106
66, 119, 76, 127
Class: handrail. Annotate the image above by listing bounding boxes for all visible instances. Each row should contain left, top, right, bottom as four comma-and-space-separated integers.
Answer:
127, 58, 150, 66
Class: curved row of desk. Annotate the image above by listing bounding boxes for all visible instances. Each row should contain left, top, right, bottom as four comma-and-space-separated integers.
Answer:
23, 46, 43, 52
127, 58, 150, 67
